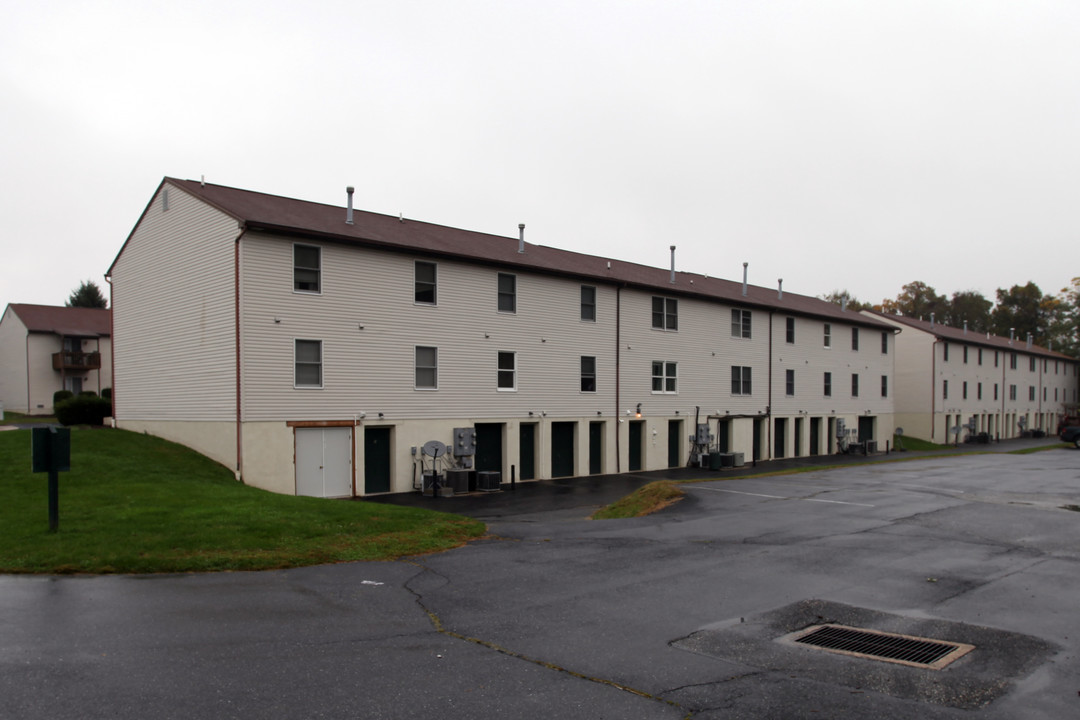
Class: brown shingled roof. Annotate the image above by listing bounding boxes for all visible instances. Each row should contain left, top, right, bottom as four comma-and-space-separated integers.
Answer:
867, 310, 1074, 361
7, 304, 111, 337
114, 177, 894, 329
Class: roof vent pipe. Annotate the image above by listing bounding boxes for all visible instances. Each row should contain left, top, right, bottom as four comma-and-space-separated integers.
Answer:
930, 312, 935, 327
1009, 327, 1015, 344
841, 296, 847, 312
1026, 333, 1033, 348
963, 321, 968, 335
518, 224, 525, 254
670, 246, 676, 284
742, 262, 748, 296
346, 186, 355, 225
777, 279, 783, 300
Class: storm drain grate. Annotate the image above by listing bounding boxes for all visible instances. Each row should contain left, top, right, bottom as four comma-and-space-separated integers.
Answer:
787, 624, 974, 670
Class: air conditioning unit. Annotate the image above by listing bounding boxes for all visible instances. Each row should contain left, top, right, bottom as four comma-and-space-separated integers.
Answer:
731, 452, 745, 467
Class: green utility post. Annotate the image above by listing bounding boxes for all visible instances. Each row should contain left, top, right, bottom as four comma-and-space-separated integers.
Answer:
32, 426, 71, 532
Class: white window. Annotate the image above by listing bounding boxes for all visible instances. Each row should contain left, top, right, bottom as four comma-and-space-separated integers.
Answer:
415, 261, 436, 304
497, 351, 516, 390
851, 327, 859, 351
295, 339, 322, 388
881, 375, 888, 397
732, 366, 752, 395
823, 323, 831, 348
652, 297, 678, 330
294, 244, 321, 293
498, 273, 516, 313
852, 373, 859, 397
786, 317, 795, 344
581, 286, 596, 321
731, 309, 751, 338
580, 356, 597, 392
415, 346, 438, 389
785, 369, 795, 396
652, 361, 678, 393
823, 372, 832, 396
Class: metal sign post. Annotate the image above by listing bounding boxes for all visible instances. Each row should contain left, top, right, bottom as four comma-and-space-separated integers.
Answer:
31, 426, 70, 532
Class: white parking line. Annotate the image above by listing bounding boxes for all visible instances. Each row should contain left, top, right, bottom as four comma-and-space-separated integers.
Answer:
696, 486, 876, 507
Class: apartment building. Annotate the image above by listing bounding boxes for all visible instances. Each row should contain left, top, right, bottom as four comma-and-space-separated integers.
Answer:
107, 178, 896, 496
868, 312, 1078, 443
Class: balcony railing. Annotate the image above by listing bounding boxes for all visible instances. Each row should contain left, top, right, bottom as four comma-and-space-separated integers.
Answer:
52, 351, 101, 371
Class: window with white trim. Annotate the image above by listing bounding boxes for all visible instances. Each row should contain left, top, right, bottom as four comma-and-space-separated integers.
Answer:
785, 369, 795, 396
881, 375, 888, 397
581, 286, 596, 321
294, 244, 321, 293
851, 327, 859, 351
852, 373, 859, 397
498, 273, 516, 313
580, 356, 596, 392
415, 261, 437, 304
823, 323, 831, 348
652, 297, 678, 330
731, 309, 751, 338
415, 346, 438, 389
823, 372, 832, 397
294, 339, 322, 388
786, 317, 795, 344
652, 361, 678, 393
731, 366, 752, 395
497, 351, 516, 390
881, 331, 888, 354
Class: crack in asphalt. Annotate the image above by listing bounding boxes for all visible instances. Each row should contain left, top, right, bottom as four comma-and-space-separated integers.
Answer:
401, 560, 693, 717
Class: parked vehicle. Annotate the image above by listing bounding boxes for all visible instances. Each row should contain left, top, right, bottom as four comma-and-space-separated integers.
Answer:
1061, 426, 1080, 448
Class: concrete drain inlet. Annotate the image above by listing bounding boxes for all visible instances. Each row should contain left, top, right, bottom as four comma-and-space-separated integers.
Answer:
781, 623, 974, 670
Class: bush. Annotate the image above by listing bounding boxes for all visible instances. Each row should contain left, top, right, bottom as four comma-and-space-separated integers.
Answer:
78, 390, 97, 397
101, 387, 112, 400
55, 395, 113, 426
53, 390, 74, 406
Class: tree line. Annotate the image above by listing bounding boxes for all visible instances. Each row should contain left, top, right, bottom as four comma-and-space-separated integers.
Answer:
822, 278, 1080, 359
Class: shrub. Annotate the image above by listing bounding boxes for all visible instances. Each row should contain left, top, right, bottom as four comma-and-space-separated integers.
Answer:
78, 390, 97, 397
101, 387, 112, 400
55, 395, 113, 426
53, 390, 74, 406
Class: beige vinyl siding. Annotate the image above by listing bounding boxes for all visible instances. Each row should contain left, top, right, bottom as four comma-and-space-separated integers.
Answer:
111, 184, 238, 421
770, 314, 893, 417
618, 291, 768, 417
239, 234, 618, 421
0, 308, 29, 413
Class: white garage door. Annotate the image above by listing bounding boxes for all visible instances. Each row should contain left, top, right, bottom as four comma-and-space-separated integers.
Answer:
295, 427, 353, 498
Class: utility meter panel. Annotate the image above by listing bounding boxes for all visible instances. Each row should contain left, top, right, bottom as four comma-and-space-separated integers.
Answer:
452, 427, 477, 457
695, 423, 713, 445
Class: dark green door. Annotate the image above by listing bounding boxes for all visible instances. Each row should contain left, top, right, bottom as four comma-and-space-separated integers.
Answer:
364, 427, 391, 494
551, 422, 575, 478
668, 420, 681, 467
858, 416, 874, 443
794, 418, 803, 456
774, 418, 786, 458
753, 418, 764, 461
519, 423, 536, 480
475, 423, 503, 473
717, 419, 730, 453
629, 421, 644, 471
589, 422, 603, 474
809, 418, 821, 456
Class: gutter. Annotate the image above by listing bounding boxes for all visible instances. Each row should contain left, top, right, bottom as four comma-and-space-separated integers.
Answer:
615, 286, 622, 473
235, 225, 247, 481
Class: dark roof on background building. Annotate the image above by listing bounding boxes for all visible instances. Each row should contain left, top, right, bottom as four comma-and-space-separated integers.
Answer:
867, 311, 1074, 361
6, 304, 111, 337
111, 177, 894, 330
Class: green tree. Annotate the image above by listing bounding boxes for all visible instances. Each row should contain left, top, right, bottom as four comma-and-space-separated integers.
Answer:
820, 289, 869, 311
944, 290, 992, 332
1045, 277, 1079, 358
891, 281, 947, 321
990, 282, 1045, 345
65, 280, 108, 309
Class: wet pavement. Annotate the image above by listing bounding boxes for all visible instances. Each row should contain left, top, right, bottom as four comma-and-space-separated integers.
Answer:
2, 438, 1078, 719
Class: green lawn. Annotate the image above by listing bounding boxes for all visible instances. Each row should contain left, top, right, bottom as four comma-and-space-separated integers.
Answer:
1, 410, 57, 425
0, 428, 484, 574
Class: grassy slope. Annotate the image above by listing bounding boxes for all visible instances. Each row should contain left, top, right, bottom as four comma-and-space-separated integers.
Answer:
0, 428, 484, 574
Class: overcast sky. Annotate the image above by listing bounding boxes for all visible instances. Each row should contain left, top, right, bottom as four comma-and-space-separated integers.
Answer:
2, 0, 1077, 311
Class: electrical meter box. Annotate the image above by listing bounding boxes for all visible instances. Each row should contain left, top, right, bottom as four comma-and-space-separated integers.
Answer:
695, 423, 713, 445
452, 427, 476, 457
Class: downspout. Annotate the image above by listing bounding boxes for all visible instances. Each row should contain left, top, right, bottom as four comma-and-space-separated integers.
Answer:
25, 333, 31, 414
615, 286, 622, 473
105, 275, 115, 421
767, 310, 773, 459
930, 338, 937, 441
1001, 346, 1007, 439
235, 225, 247, 482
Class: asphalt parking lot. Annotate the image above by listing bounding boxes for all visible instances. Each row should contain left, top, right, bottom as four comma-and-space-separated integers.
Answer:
2, 444, 1078, 719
